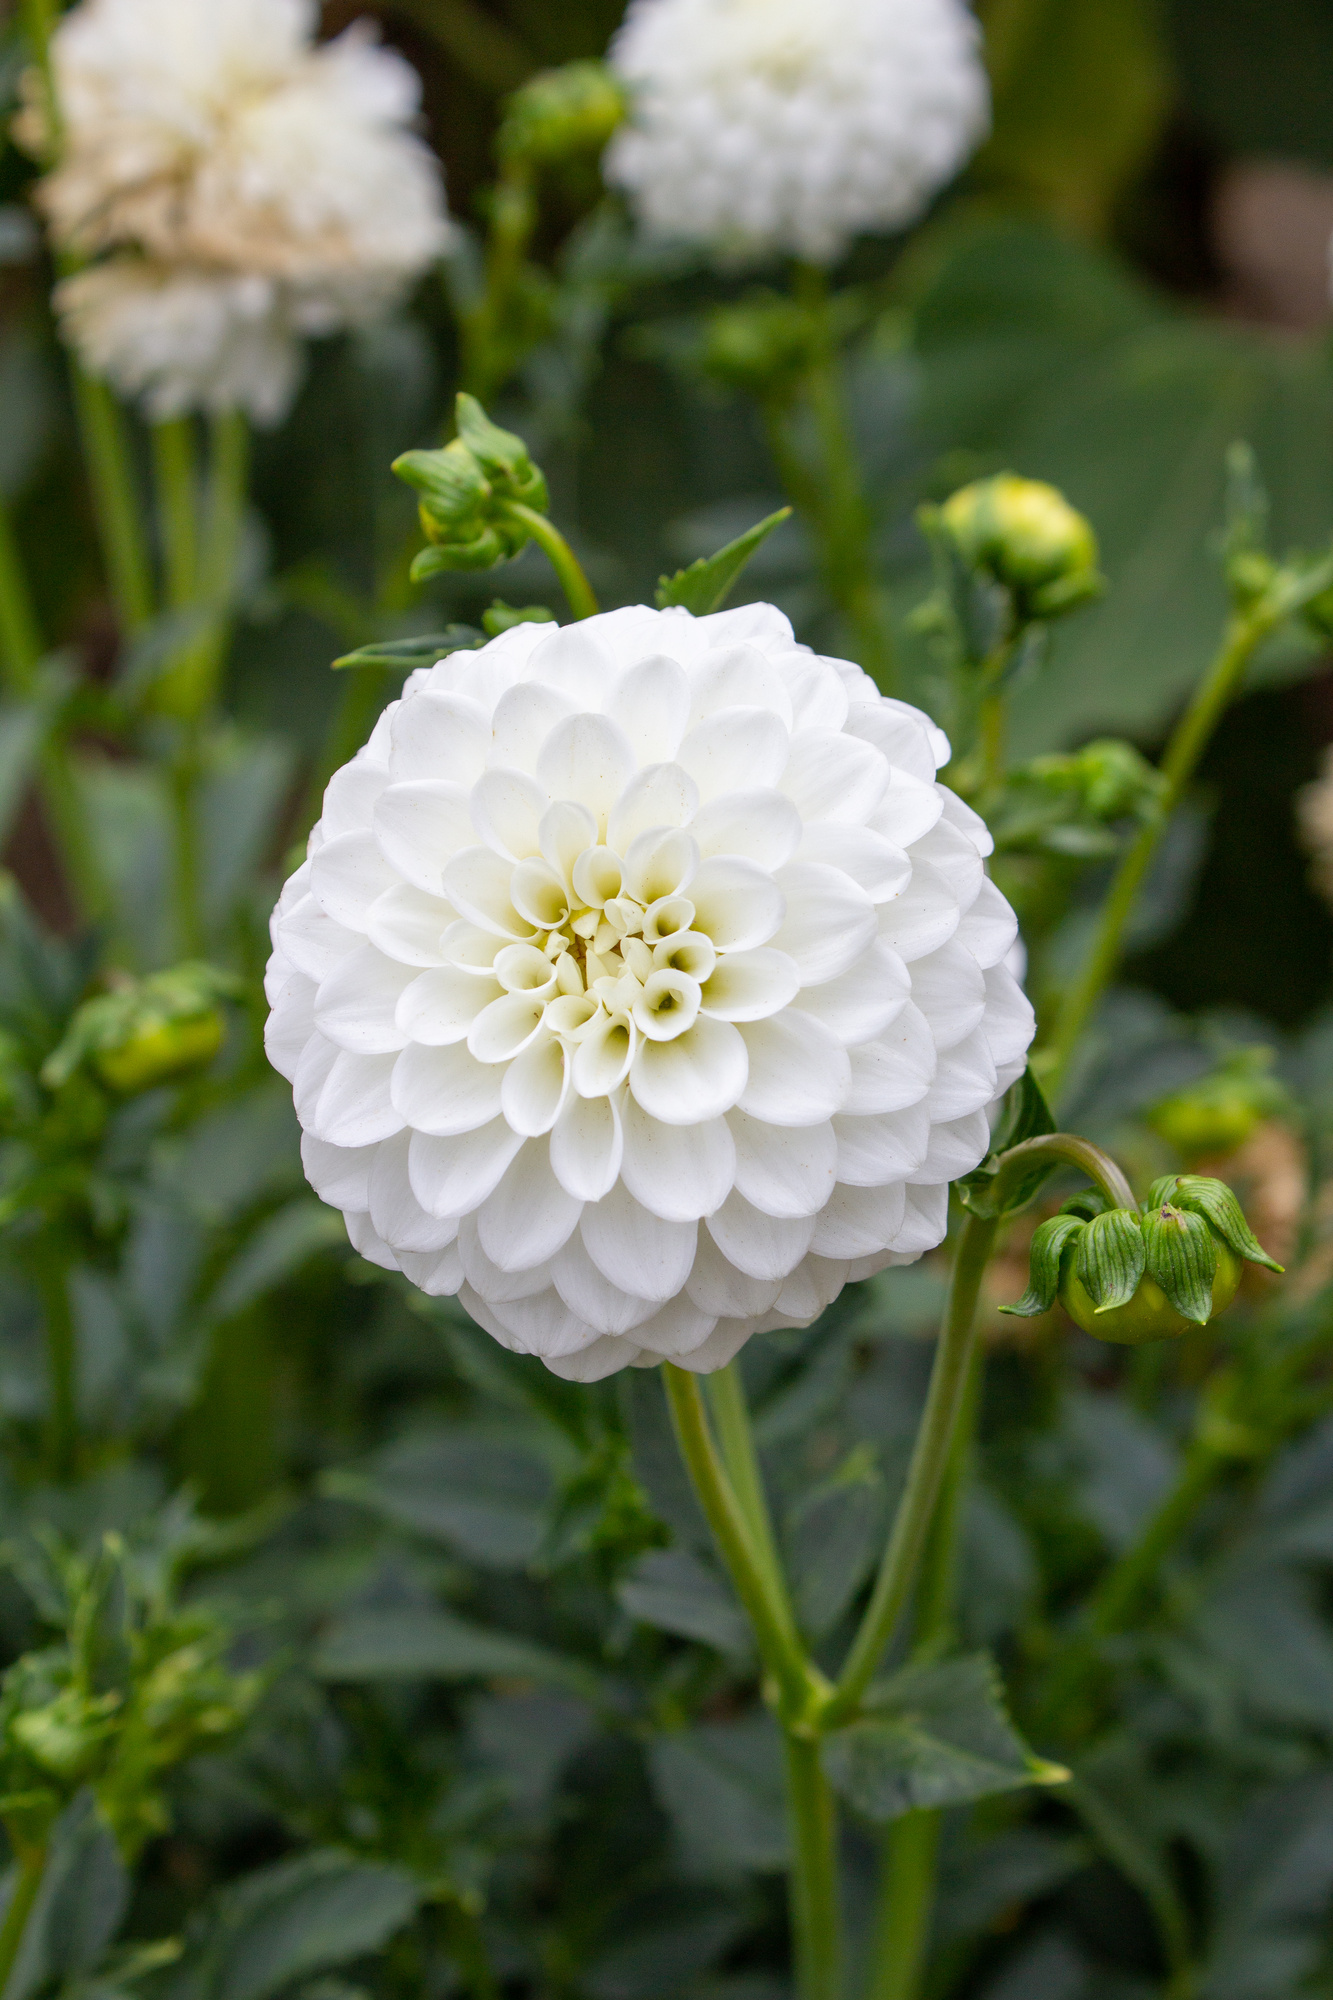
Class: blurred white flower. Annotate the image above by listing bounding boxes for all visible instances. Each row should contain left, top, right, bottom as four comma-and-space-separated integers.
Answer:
1298, 747, 1333, 905
605, 0, 989, 262
22, 0, 451, 421
265, 602, 1033, 1382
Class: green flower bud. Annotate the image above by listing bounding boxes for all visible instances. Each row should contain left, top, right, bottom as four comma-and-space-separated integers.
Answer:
1146, 1048, 1288, 1159
394, 394, 550, 581
937, 474, 1103, 618
41, 963, 235, 1096
9, 1686, 119, 1783
497, 62, 625, 168
1003, 1175, 1281, 1345
700, 295, 817, 396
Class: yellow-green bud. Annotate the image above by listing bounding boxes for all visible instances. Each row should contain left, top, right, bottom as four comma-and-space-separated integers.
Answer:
394, 394, 549, 581
41, 962, 235, 1096
497, 62, 625, 168
1145, 1048, 1287, 1160
700, 295, 817, 396
1003, 1175, 1281, 1346
938, 474, 1102, 617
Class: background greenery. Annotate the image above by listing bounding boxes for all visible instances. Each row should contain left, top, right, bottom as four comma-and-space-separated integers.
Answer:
0, 0, 1331, 1996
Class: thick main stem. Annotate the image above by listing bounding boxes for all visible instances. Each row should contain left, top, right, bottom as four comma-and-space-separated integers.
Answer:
71, 370, 154, 635
705, 1360, 793, 1622
1043, 592, 1304, 1104
783, 1730, 842, 2000
152, 416, 199, 609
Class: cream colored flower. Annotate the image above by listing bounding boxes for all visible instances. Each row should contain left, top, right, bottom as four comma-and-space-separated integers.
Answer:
266, 603, 1033, 1381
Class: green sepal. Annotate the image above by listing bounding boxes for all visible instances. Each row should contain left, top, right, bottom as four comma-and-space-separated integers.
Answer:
1145, 1174, 1283, 1273
332, 628, 483, 671
393, 439, 489, 527
655, 507, 792, 616
1074, 1208, 1146, 1312
482, 602, 556, 635
456, 394, 547, 505
957, 1065, 1057, 1217
411, 534, 511, 579
1061, 1189, 1110, 1222
1141, 1204, 1220, 1323
1001, 1213, 1085, 1316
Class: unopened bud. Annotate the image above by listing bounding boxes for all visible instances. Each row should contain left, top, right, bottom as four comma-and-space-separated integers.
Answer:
1146, 1048, 1287, 1160
1004, 1175, 1281, 1345
937, 474, 1102, 618
498, 62, 625, 169
394, 394, 549, 581
41, 963, 235, 1096
700, 295, 816, 396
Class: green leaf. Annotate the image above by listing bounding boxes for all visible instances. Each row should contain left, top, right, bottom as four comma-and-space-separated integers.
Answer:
322, 1428, 553, 1570
617, 1547, 750, 1657
311, 1605, 602, 1698
821, 1655, 1067, 1823
1002, 1212, 1085, 1316
655, 507, 792, 615
649, 1714, 789, 1873
958, 1065, 1058, 1217
1074, 1207, 1146, 1311
1141, 1204, 1220, 1324
331, 628, 482, 670
184, 1851, 421, 2000
204, 1200, 347, 1324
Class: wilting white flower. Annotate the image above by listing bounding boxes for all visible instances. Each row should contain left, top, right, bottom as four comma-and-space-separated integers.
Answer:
22, 0, 450, 421
265, 603, 1033, 1381
605, 0, 989, 262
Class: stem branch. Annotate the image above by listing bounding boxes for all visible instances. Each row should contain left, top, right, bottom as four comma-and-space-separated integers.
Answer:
501, 503, 599, 621
783, 1730, 842, 2000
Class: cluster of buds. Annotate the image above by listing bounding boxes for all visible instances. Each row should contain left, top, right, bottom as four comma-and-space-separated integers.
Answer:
41, 962, 235, 1097
990, 739, 1166, 861
1146, 1047, 1289, 1160
496, 61, 625, 171
393, 394, 550, 578
0, 1534, 260, 1862
1005, 1174, 1282, 1345
934, 474, 1104, 624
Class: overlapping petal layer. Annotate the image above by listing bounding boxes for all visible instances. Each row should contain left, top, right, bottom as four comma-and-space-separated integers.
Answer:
267, 603, 1033, 1379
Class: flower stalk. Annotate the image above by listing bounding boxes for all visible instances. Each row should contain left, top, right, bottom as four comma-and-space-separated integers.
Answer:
0, 1838, 47, 1990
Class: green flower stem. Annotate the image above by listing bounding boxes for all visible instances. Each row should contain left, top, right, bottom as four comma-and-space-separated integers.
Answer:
19, 0, 60, 148
500, 502, 599, 621
0, 503, 41, 694
989, 1132, 1137, 1215
825, 1212, 997, 1724
151, 416, 199, 609
661, 1363, 815, 1719
789, 263, 895, 690
459, 160, 537, 405
171, 740, 205, 958
0, 1841, 48, 1991
1043, 557, 1333, 1105
782, 1729, 842, 2000
70, 369, 154, 635
39, 1254, 77, 1483
705, 1360, 794, 1623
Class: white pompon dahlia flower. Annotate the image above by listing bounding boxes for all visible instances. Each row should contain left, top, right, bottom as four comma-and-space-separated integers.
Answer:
265, 603, 1034, 1381
605, 0, 989, 263
21, 0, 450, 422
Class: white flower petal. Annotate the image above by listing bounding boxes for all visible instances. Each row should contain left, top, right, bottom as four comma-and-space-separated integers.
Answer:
780, 728, 889, 824
573, 1011, 636, 1097
910, 940, 988, 1051
833, 1105, 931, 1185
536, 713, 637, 836
622, 826, 700, 904
982, 963, 1036, 1069
489, 681, 576, 770
906, 1108, 991, 1184
892, 1183, 950, 1257
528, 625, 617, 707
397, 966, 500, 1046
366, 883, 452, 967
771, 863, 876, 983
550, 1090, 624, 1201
775, 1255, 849, 1322
912, 817, 985, 910
310, 830, 398, 932
314, 1050, 404, 1147
677, 707, 789, 799
656, 1316, 755, 1374
620, 1095, 736, 1220
319, 758, 389, 838
440, 921, 506, 974
921, 1028, 998, 1122
485, 1287, 604, 1360
389, 690, 490, 785
476, 1139, 583, 1272
706, 1191, 816, 1279
607, 655, 691, 762
408, 1123, 523, 1229
781, 653, 850, 731
467, 992, 547, 1063
937, 785, 994, 857
699, 947, 800, 1022
954, 876, 1019, 969
843, 1003, 937, 1115
738, 1010, 850, 1125
397, 1243, 465, 1296
811, 1181, 908, 1259
797, 941, 910, 1044
551, 1232, 660, 1334
630, 1015, 748, 1124
347, 1210, 400, 1272
543, 1333, 643, 1380
443, 846, 536, 940
688, 644, 793, 728
606, 762, 699, 851
501, 1032, 570, 1136
688, 855, 786, 952
866, 770, 944, 849
301, 1132, 377, 1211
391, 1040, 504, 1135
457, 1213, 554, 1302
369, 1132, 460, 1252
728, 1111, 838, 1219
796, 824, 911, 902
293, 1032, 338, 1127
685, 1232, 782, 1318
469, 769, 548, 860
581, 1182, 698, 1300
690, 789, 803, 869
279, 895, 361, 982
315, 946, 413, 1054
628, 1290, 716, 1359
539, 799, 599, 885
877, 859, 960, 962
373, 781, 473, 896
844, 704, 938, 785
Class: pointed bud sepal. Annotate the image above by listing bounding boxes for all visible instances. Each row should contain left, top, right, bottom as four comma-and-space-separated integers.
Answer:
1004, 1175, 1281, 1344
395, 394, 549, 580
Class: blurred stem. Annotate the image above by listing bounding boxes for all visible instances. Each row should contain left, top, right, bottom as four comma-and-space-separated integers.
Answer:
1042, 561, 1333, 1104
826, 1212, 997, 1723
501, 503, 598, 620
151, 416, 198, 608
70, 369, 154, 634
0, 1841, 47, 1990
782, 1729, 842, 2000
705, 1360, 793, 1622
867, 1360, 979, 2000
19, 0, 60, 148
171, 736, 205, 957
788, 263, 895, 690
442, 1903, 500, 2000
39, 1254, 77, 1483
0, 504, 41, 692
154, 409, 248, 721
459, 160, 537, 404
